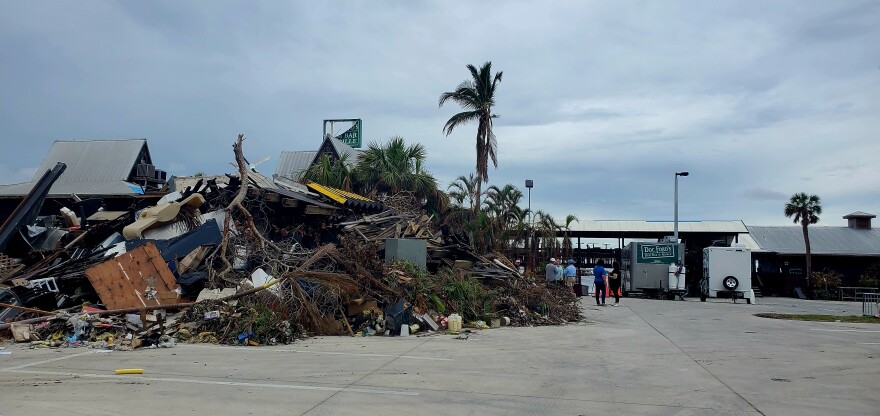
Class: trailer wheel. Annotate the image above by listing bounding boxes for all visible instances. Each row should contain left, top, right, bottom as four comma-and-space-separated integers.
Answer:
723, 276, 739, 291
746, 298, 752, 304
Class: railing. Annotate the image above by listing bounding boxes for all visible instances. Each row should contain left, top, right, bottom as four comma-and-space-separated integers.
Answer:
863, 293, 880, 317
838, 286, 880, 302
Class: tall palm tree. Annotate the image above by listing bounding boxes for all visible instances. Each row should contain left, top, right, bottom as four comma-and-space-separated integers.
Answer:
353, 137, 437, 197
784, 193, 822, 292
439, 61, 503, 213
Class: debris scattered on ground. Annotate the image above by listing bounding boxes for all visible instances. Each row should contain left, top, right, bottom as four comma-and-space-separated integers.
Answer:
0, 135, 581, 351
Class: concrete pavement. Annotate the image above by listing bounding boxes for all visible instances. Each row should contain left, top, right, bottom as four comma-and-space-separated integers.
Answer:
0, 297, 877, 415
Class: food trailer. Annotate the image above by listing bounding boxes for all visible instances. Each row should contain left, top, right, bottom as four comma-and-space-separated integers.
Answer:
621, 242, 684, 298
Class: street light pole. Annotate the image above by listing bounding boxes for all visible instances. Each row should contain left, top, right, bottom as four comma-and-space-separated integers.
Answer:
674, 171, 689, 263
525, 179, 534, 273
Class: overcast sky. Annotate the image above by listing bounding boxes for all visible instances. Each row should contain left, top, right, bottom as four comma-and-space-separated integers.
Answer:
1, 1, 878, 227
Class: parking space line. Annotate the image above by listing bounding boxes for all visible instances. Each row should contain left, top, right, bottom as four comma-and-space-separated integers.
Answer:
180, 344, 453, 361
8, 369, 420, 396
0, 351, 95, 372
809, 329, 880, 333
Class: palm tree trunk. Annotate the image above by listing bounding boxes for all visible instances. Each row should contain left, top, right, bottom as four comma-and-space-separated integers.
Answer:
474, 178, 482, 214
802, 219, 812, 293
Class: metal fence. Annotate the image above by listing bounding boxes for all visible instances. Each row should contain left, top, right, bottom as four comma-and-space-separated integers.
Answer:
863, 293, 880, 317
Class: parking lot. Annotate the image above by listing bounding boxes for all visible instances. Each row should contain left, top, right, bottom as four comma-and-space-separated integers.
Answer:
1, 297, 878, 416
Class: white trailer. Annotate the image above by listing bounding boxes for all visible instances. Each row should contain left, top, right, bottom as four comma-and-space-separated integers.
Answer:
701, 246, 755, 304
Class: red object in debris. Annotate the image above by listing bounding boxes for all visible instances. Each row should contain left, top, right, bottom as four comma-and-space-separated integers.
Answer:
82, 305, 104, 313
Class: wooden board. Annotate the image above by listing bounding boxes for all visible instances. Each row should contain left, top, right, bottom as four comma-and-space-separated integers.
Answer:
85, 242, 184, 310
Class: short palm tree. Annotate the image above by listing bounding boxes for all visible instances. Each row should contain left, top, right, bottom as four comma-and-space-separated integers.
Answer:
301, 153, 352, 190
784, 193, 822, 291
447, 174, 480, 212
439, 61, 503, 213
353, 137, 435, 194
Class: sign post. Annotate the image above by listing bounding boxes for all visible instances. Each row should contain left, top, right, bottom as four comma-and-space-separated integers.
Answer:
323, 119, 362, 148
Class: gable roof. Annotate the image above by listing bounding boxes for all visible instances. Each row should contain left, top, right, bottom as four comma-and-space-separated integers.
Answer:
746, 225, 880, 256
275, 151, 318, 180
275, 136, 360, 181
326, 136, 359, 164
0, 139, 149, 198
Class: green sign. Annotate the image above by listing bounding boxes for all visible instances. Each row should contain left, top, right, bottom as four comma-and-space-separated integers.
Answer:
637, 243, 678, 264
323, 119, 362, 148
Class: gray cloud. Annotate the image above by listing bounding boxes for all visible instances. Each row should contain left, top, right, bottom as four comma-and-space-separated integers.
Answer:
1, 1, 878, 228
743, 189, 789, 201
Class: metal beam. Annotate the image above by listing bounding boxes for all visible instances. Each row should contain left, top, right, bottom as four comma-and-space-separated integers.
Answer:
0, 162, 66, 251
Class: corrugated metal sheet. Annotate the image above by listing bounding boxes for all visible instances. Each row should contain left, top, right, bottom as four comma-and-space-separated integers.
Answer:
33, 139, 146, 183
569, 220, 748, 233
0, 180, 143, 198
0, 139, 147, 197
747, 226, 880, 256
275, 151, 317, 180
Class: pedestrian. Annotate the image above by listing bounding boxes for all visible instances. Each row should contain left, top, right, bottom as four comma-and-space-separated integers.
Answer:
564, 259, 577, 290
609, 262, 621, 306
593, 260, 608, 306
556, 259, 564, 285
514, 259, 525, 275
545, 258, 559, 284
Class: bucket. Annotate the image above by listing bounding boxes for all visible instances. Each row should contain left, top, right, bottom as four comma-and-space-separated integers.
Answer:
448, 313, 462, 333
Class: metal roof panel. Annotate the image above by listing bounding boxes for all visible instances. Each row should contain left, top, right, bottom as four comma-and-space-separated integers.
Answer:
746, 226, 880, 256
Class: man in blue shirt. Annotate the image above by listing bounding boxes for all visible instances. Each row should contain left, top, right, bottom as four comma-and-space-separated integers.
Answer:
593, 260, 608, 306
564, 259, 577, 290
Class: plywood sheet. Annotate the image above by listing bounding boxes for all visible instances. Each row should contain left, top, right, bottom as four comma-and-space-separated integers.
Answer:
85, 242, 184, 310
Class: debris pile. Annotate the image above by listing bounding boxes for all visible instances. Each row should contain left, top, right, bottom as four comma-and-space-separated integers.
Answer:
1, 135, 581, 349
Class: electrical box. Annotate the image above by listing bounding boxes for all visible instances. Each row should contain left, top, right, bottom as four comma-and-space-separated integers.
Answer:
384, 239, 427, 270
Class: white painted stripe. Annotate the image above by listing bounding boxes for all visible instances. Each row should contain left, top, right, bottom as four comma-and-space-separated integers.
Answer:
0, 351, 95, 372
180, 344, 453, 361
9, 369, 419, 396
859, 342, 880, 345
809, 328, 880, 333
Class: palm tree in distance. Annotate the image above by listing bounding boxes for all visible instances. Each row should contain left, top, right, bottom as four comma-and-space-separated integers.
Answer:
561, 214, 580, 259
439, 61, 503, 213
784, 193, 822, 293
447, 174, 480, 212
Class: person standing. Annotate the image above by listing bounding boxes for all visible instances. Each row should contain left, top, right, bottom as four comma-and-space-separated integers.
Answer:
593, 260, 608, 306
515, 259, 525, 275
556, 260, 564, 286
564, 259, 577, 290
545, 258, 559, 284
609, 262, 622, 306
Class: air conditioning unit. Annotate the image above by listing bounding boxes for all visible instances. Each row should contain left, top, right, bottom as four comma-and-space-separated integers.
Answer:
136, 163, 155, 178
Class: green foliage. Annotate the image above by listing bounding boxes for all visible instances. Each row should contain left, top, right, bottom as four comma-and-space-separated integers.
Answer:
386, 260, 493, 322
810, 269, 842, 299
859, 263, 880, 288
302, 153, 353, 190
